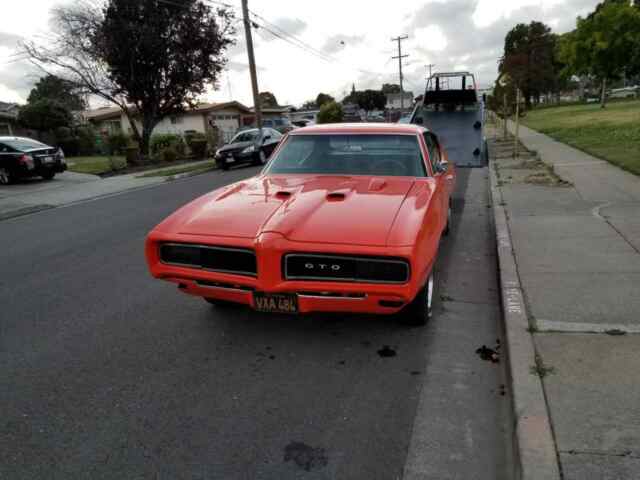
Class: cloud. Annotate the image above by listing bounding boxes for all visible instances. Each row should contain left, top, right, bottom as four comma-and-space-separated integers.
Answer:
272, 17, 307, 36
402, 0, 600, 87
0, 32, 23, 49
322, 34, 365, 54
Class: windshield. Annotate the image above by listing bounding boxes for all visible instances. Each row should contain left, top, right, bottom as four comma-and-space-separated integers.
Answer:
231, 130, 260, 143
4, 138, 49, 151
266, 134, 427, 177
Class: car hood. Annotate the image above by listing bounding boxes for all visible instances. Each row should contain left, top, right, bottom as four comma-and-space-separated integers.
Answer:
172, 175, 417, 246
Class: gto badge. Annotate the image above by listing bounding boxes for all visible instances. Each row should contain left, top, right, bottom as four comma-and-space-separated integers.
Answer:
305, 263, 341, 271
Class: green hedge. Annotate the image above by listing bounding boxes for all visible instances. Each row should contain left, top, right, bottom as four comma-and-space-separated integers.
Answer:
150, 134, 186, 156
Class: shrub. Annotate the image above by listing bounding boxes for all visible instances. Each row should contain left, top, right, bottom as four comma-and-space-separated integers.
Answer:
76, 125, 97, 156
317, 101, 344, 124
106, 132, 129, 155
185, 131, 208, 158
150, 134, 186, 157
159, 146, 179, 163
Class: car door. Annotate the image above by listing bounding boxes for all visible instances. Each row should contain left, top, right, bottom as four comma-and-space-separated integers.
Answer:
432, 132, 455, 199
263, 129, 282, 157
423, 132, 448, 234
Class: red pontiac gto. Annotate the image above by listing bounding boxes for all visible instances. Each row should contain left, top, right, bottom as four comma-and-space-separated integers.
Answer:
145, 123, 456, 325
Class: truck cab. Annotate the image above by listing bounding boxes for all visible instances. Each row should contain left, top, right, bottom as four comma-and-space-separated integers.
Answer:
410, 72, 488, 167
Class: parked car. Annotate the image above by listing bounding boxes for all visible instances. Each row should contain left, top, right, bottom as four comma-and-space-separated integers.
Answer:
262, 117, 294, 133
292, 119, 315, 128
214, 128, 282, 170
0, 136, 67, 185
146, 123, 456, 326
366, 113, 386, 123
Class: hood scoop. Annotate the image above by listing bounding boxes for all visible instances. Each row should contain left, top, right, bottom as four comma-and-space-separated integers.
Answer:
275, 190, 292, 199
326, 190, 347, 201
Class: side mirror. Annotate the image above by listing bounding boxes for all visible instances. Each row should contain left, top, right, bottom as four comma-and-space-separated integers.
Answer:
263, 135, 271, 142
437, 160, 449, 173
415, 117, 424, 125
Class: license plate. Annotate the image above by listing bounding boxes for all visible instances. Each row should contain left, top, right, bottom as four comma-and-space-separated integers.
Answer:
225, 156, 235, 164
43, 156, 54, 164
253, 292, 298, 313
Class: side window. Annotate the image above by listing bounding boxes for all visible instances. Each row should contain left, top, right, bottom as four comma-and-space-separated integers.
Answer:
423, 133, 440, 174
0, 143, 13, 153
429, 134, 442, 166
271, 129, 282, 139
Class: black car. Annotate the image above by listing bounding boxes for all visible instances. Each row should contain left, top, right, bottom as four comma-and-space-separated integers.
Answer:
215, 128, 282, 170
0, 137, 67, 184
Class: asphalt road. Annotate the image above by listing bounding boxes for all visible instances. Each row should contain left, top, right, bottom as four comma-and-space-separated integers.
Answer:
0, 166, 512, 479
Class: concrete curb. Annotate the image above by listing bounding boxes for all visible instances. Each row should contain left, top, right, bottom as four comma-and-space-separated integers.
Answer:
489, 164, 561, 480
165, 166, 217, 182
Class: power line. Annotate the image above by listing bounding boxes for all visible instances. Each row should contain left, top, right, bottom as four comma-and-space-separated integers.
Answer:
391, 35, 409, 109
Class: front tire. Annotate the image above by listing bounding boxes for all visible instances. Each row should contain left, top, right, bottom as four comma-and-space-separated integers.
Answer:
0, 168, 13, 185
41, 172, 55, 180
401, 271, 434, 326
443, 201, 452, 236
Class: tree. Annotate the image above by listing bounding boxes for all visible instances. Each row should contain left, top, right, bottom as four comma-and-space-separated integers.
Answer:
342, 83, 358, 104
259, 91, 279, 108
381, 83, 401, 94
301, 100, 317, 110
18, 99, 73, 132
500, 22, 557, 108
24, 0, 235, 159
355, 89, 387, 116
316, 101, 343, 124
27, 75, 86, 111
315, 93, 334, 108
563, 2, 640, 107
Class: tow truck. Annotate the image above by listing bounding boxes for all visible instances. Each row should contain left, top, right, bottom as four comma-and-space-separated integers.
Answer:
410, 71, 488, 167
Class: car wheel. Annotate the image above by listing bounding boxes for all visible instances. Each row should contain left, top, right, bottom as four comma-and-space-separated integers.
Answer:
443, 201, 452, 236
0, 168, 12, 185
41, 172, 55, 180
221, 163, 230, 171
401, 271, 434, 326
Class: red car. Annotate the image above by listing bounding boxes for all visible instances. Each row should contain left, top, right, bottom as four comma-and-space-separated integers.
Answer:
145, 123, 456, 325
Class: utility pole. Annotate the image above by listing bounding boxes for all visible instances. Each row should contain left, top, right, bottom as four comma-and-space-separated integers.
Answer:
425, 63, 435, 79
391, 35, 409, 109
241, 0, 262, 129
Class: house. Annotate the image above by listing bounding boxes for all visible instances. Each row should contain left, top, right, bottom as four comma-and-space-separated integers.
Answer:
84, 101, 253, 144
385, 92, 414, 110
0, 102, 20, 135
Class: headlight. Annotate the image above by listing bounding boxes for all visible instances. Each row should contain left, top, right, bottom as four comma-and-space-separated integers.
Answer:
242, 145, 255, 154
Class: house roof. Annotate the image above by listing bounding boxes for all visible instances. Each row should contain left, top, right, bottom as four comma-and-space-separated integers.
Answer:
250, 106, 292, 114
0, 102, 19, 120
84, 101, 253, 122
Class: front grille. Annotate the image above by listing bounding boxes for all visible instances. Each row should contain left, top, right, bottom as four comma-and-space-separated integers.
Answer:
284, 254, 410, 284
159, 243, 257, 277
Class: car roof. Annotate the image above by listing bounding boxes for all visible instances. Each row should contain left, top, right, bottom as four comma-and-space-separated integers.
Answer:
0, 136, 38, 141
289, 122, 427, 135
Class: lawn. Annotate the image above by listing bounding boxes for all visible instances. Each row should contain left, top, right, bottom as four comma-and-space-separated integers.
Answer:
67, 156, 126, 175
522, 100, 640, 175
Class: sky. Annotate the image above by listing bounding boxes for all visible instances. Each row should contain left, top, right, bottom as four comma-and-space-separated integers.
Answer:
0, 0, 602, 108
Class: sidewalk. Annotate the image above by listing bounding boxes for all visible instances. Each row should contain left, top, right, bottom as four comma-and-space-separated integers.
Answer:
491, 123, 640, 479
0, 160, 213, 220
